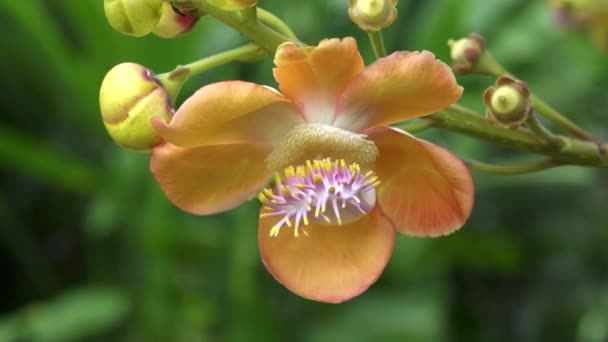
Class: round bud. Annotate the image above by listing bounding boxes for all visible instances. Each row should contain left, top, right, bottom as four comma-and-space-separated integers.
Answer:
104, 0, 163, 37
483, 76, 532, 128
100, 63, 173, 151
206, 0, 258, 11
447, 33, 485, 74
348, 0, 398, 32
153, 2, 201, 39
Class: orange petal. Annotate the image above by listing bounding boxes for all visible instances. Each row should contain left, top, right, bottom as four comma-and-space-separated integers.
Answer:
152, 81, 304, 147
150, 142, 271, 215
334, 51, 463, 131
273, 37, 364, 124
367, 127, 474, 237
259, 208, 395, 303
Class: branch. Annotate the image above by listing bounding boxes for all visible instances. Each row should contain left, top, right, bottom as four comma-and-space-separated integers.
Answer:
429, 105, 608, 168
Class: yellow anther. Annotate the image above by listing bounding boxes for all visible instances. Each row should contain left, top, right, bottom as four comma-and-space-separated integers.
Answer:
269, 226, 280, 237
258, 193, 268, 203
263, 189, 273, 198
284, 165, 295, 177
303, 214, 309, 225
274, 172, 282, 185
296, 165, 306, 177
353, 195, 361, 204
294, 226, 300, 237
285, 218, 292, 227
313, 174, 323, 184
328, 186, 336, 194
271, 199, 280, 205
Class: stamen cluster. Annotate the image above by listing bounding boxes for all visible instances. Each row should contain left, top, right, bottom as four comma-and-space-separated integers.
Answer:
259, 158, 379, 237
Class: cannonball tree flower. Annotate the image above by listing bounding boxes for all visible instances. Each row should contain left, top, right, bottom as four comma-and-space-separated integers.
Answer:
150, 38, 474, 303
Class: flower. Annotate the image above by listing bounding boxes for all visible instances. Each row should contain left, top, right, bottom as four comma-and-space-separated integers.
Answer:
149, 38, 474, 303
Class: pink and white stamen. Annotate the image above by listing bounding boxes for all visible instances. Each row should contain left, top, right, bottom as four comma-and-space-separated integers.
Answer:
259, 158, 380, 237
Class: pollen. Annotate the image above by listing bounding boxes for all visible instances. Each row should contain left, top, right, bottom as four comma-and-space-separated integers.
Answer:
259, 158, 378, 237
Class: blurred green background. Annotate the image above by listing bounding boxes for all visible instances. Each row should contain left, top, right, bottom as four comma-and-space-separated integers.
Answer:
1, 0, 607, 341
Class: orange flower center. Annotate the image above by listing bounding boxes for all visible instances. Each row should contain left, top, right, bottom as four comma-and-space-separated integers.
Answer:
259, 158, 379, 237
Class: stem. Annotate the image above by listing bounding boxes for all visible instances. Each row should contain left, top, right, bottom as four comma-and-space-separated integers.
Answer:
530, 94, 594, 141
368, 30, 386, 58
475, 51, 507, 77
155, 43, 264, 104
257, 7, 298, 40
428, 105, 608, 168
525, 114, 564, 148
398, 119, 434, 134
238, 6, 258, 23
173, 0, 297, 51
466, 158, 564, 175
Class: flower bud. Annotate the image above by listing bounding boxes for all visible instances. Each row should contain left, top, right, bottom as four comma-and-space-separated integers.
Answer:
100, 63, 173, 151
153, 1, 200, 39
104, 0, 163, 37
483, 76, 532, 128
447, 33, 486, 74
348, 0, 398, 32
207, 0, 258, 11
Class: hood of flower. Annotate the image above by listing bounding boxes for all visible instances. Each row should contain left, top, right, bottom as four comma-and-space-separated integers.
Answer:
265, 123, 379, 173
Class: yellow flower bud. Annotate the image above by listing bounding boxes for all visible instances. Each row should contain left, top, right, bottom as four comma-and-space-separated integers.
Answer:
348, 0, 398, 32
104, 0, 163, 37
99, 63, 173, 151
153, 1, 201, 39
207, 0, 258, 11
483, 76, 532, 128
447, 33, 486, 74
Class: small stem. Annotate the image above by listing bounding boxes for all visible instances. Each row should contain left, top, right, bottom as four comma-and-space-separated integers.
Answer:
173, 0, 297, 51
466, 158, 564, 175
368, 30, 386, 59
257, 7, 298, 40
475, 51, 507, 77
525, 114, 564, 148
398, 119, 434, 134
530, 94, 594, 141
155, 43, 264, 105
238, 6, 257, 23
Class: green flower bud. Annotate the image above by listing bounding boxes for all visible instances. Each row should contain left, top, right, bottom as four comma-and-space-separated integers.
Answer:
483, 76, 532, 128
100, 63, 173, 151
447, 33, 485, 74
207, 0, 258, 11
104, 0, 163, 37
348, 0, 398, 32
153, 1, 201, 39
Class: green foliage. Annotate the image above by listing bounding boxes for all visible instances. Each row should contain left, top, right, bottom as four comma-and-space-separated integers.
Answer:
0, 0, 607, 341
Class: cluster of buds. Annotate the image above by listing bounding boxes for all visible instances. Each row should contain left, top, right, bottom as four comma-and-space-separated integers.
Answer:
483, 76, 533, 129
348, 0, 398, 32
103, 0, 200, 38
